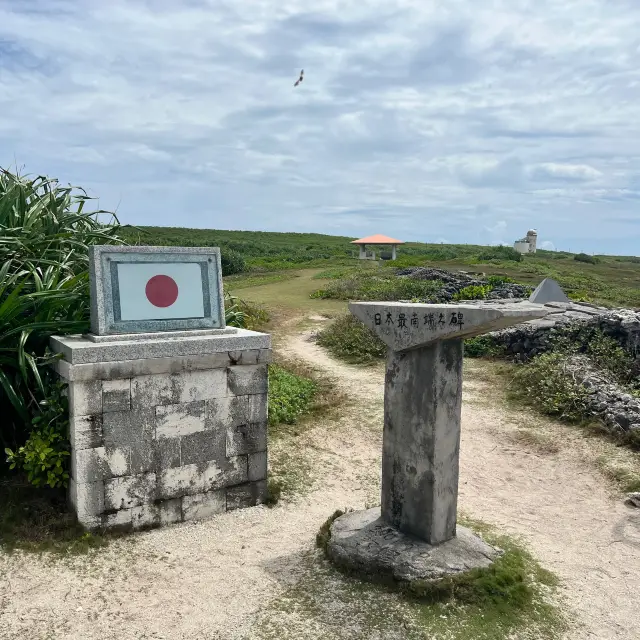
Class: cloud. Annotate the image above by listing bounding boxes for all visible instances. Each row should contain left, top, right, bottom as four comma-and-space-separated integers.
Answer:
0, 0, 640, 254
528, 163, 602, 182
539, 240, 556, 251
457, 157, 526, 189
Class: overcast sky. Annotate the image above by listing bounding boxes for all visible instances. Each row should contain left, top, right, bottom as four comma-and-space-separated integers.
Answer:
1, 0, 639, 255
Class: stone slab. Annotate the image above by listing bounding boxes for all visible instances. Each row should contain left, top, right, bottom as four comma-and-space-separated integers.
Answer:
226, 480, 268, 510
227, 365, 269, 395
350, 301, 549, 352
50, 329, 271, 365
248, 451, 268, 482
155, 401, 206, 438
529, 278, 570, 304
132, 498, 183, 529
104, 473, 157, 510
132, 369, 228, 408
54, 349, 272, 382
327, 508, 501, 583
183, 490, 226, 521
68, 381, 102, 417
89, 245, 225, 335
84, 327, 237, 343
102, 379, 131, 412
69, 415, 104, 450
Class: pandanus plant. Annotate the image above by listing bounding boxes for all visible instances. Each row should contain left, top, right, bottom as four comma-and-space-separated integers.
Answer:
0, 168, 123, 454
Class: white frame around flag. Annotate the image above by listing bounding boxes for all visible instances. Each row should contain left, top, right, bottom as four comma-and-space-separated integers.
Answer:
88, 245, 226, 336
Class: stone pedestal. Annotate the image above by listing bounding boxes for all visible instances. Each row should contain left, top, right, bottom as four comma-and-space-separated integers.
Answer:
325, 301, 549, 581
50, 328, 271, 531
384, 340, 462, 544
327, 508, 501, 582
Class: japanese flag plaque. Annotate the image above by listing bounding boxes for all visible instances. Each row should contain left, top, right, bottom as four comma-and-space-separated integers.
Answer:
88, 245, 226, 336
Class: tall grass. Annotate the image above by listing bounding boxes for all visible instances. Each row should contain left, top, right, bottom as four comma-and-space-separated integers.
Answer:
0, 168, 123, 456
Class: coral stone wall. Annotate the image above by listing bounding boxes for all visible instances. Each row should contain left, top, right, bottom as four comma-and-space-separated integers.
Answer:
55, 345, 270, 531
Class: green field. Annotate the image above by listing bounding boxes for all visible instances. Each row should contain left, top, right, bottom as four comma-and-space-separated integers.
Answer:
121, 226, 640, 308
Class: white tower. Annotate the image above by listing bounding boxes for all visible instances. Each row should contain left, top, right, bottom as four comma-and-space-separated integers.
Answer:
526, 229, 537, 253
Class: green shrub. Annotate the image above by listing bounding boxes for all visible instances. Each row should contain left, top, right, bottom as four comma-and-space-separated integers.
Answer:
220, 249, 246, 276
486, 275, 515, 286
268, 365, 318, 426
453, 284, 491, 301
476, 245, 523, 263
574, 253, 598, 265
0, 168, 122, 465
5, 376, 70, 488
221, 292, 269, 330
311, 273, 443, 302
317, 315, 387, 364
510, 353, 592, 422
568, 291, 593, 302
585, 332, 637, 386
546, 327, 637, 387
464, 336, 504, 358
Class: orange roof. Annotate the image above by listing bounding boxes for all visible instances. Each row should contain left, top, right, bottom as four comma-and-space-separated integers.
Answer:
351, 234, 405, 245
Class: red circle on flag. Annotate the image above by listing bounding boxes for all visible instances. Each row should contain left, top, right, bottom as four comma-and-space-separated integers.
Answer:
145, 275, 179, 307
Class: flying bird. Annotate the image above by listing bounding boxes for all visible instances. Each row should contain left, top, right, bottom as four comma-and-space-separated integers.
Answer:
294, 69, 304, 87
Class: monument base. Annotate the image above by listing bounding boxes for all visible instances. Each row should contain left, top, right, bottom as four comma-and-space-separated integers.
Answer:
326, 508, 502, 583
50, 328, 272, 531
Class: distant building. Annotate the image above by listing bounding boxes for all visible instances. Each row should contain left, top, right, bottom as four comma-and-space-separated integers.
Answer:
351, 234, 405, 261
513, 229, 538, 254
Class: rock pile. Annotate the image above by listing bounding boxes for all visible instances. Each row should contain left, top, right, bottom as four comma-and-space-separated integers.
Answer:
564, 354, 640, 434
396, 267, 531, 301
486, 300, 640, 361
460, 299, 640, 434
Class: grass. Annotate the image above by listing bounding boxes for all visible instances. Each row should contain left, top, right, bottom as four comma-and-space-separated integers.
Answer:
224, 271, 299, 291
507, 429, 561, 455
122, 225, 640, 308
266, 358, 347, 504
254, 515, 566, 640
0, 477, 112, 554
233, 269, 348, 317
595, 456, 640, 493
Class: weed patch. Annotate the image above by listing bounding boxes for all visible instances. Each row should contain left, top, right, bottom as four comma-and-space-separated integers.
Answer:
254, 516, 566, 640
595, 457, 640, 493
266, 359, 345, 503
311, 272, 443, 302
315, 509, 346, 552
268, 364, 318, 428
509, 353, 593, 422
507, 429, 560, 455
464, 335, 505, 359
453, 284, 492, 301
317, 315, 386, 364
0, 477, 112, 554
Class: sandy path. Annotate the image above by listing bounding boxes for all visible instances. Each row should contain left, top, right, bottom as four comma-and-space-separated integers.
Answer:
1, 323, 639, 639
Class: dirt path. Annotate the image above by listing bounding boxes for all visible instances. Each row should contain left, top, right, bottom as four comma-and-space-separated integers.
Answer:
1, 317, 639, 639
281, 328, 640, 639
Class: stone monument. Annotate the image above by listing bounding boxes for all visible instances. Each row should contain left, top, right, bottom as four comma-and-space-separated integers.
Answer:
529, 277, 570, 305
51, 246, 271, 531
326, 301, 548, 582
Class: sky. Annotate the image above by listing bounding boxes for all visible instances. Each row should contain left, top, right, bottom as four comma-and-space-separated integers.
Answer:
1, 0, 639, 255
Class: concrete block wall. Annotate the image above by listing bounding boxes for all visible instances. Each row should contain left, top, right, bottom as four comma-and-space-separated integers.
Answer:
56, 343, 271, 531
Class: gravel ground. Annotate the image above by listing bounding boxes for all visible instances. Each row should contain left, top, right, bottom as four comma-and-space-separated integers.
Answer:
1, 322, 639, 639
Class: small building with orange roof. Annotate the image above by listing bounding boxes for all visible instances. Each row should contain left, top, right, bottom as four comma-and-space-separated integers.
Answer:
351, 234, 405, 261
